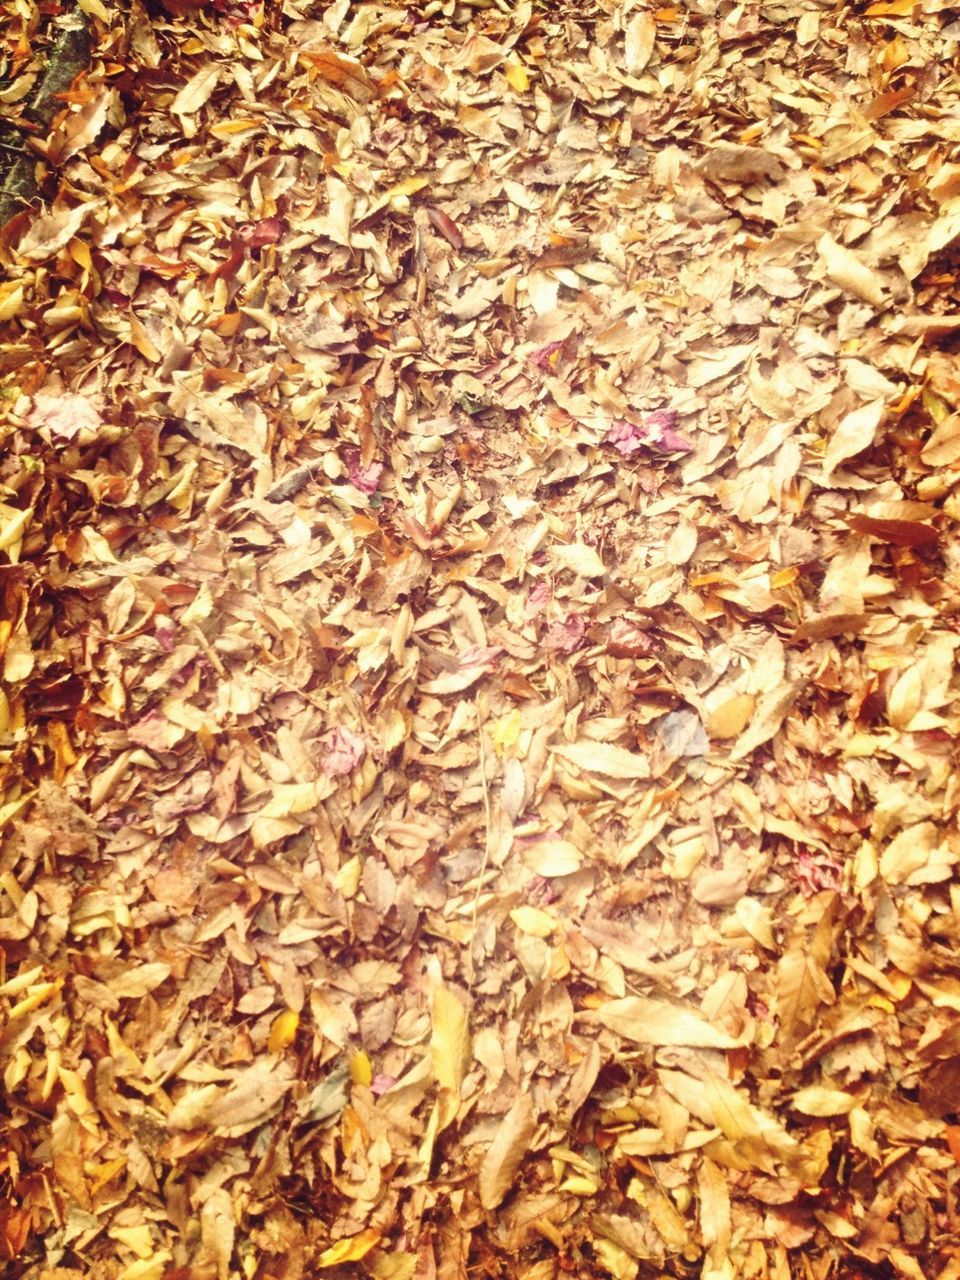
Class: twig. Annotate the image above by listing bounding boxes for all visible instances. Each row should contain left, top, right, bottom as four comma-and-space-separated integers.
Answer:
469, 701, 493, 944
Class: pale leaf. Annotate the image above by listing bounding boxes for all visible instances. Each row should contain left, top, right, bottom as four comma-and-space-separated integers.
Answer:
823, 399, 884, 478
698, 1158, 731, 1253
584, 996, 746, 1048
816, 233, 886, 307
110, 962, 171, 998
776, 947, 835, 1046
552, 740, 650, 779
624, 11, 656, 74
686, 342, 755, 388
518, 836, 582, 877
552, 542, 606, 578
172, 64, 221, 115
734, 897, 775, 950
200, 1187, 235, 1280
203, 1058, 295, 1130
16, 203, 93, 262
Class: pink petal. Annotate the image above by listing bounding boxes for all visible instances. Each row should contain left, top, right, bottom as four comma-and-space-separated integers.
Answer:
321, 727, 367, 777
347, 450, 383, 495
525, 580, 552, 619
528, 341, 565, 371
544, 614, 588, 655
456, 644, 503, 670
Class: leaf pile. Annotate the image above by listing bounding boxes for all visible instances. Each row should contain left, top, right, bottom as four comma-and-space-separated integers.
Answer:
1, 1, 960, 1278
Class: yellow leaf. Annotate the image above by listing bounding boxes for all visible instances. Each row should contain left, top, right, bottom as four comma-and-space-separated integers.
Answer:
317, 1229, 381, 1268
350, 1049, 372, 1085
209, 119, 261, 137
267, 1009, 299, 1054
335, 855, 362, 897
259, 781, 328, 819
504, 57, 530, 91
510, 906, 556, 938
78, 0, 113, 20
386, 176, 430, 199
865, 0, 915, 13
0, 281, 25, 321
734, 896, 776, 950
431, 986, 470, 1096
0, 506, 33, 553
558, 1174, 599, 1195
491, 709, 521, 757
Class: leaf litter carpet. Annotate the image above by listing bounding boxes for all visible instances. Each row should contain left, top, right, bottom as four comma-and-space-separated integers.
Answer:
2, 0, 960, 1277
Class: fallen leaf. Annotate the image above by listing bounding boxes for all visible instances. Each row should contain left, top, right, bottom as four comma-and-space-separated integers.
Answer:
581, 995, 748, 1047
478, 1092, 537, 1210
817, 233, 886, 307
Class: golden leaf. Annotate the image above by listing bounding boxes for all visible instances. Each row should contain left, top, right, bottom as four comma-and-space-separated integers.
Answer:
432, 986, 470, 1093
267, 1009, 300, 1054
316, 1229, 381, 1268
504, 57, 530, 91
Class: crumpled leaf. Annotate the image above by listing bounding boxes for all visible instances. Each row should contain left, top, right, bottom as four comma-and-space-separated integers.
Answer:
347, 449, 383, 494
544, 613, 588, 654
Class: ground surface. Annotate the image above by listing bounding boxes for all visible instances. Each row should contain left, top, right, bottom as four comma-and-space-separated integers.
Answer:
1, 1, 959, 1278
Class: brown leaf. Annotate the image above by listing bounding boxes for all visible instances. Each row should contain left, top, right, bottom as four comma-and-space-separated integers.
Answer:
478, 1093, 537, 1210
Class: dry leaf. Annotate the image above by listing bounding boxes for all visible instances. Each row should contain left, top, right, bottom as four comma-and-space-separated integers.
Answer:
582, 996, 747, 1047
171, 64, 221, 116
16, 203, 94, 261
624, 12, 657, 74
816, 233, 886, 307
478, 1093, 537, 1210
431, 985, 470, 1129
792, 1087, 858, 1117
823, 400, 885, 478
551, 741, 650, 779
552, 542, 606, 578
